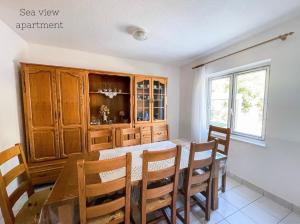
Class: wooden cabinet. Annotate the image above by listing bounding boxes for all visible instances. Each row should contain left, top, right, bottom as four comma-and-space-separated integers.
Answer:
56, 69, 86, 157
134, 76, 167, 124
135, 76, 151, 123
22, 65, 86, 169
21, 63, 168, 185
152, 78, 167, 122
23, 65, 60, 162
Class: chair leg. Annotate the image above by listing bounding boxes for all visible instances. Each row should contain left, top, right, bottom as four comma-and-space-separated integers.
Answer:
141, 214, 146, 224
205, 185, 211, 221
222, 172, 227, 193
141, 206, 146, 224
171, 199, 177, 224
184, 194, 190, 224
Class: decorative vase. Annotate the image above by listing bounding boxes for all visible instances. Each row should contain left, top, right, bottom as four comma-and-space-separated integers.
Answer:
103, 113, 107, 123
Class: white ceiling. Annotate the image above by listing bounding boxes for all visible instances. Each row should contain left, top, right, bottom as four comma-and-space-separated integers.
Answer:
1, 0, 300, 65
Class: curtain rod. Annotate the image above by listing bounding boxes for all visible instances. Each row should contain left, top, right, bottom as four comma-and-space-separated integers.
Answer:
192, 32, 294, 70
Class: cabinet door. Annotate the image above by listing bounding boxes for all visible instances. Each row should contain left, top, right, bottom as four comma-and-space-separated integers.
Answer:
24, 66, 59, 162
135, 77, 152, 124
56, 69, 86, 157
152, 78, 167, 122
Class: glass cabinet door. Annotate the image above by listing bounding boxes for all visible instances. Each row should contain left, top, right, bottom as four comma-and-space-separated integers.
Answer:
135, 78, 151, 123
152, 79, 167, 122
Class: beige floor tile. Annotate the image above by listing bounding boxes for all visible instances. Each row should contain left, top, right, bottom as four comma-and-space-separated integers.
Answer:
218, 220, 230, 224
279, 212, 300, 224
220, 185, 262, 209
226, 211, 256, 224
216, 197, 238, 218
249, 196, 291, 220
225, 177, 241, 191
241, 203, 279, 224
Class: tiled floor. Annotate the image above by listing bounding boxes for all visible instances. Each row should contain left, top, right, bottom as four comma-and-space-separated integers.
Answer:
1, 177, 300, 224
159, 177, 300, 224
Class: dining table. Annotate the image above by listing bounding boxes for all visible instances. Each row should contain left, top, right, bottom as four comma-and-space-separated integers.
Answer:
39, 139, 227, 224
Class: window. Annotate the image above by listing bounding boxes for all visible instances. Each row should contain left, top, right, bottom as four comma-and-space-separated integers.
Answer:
207, 66, 269, 140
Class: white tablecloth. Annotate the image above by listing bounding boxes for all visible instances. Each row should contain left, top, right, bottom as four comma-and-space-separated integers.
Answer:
99, 140, 225, 182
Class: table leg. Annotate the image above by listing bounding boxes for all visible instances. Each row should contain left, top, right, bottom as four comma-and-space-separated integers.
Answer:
211, 161, 220, 210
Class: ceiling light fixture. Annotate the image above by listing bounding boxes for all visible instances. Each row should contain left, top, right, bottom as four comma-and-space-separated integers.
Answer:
132, 28, 148, 41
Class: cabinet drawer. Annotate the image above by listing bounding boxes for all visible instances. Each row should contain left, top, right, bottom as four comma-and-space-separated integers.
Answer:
140, 127, 151, 136
30, 168, 62, 185
141, 137, 151, 144
140, 126, 152, 144
152, 124, 169, 142
141, 133, 151, 144
140, 126, 151, 132
29, 159, 66, 185
153, 132, 168, 142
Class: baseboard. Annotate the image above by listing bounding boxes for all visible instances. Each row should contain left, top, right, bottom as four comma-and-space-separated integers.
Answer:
227, 171, 300, 214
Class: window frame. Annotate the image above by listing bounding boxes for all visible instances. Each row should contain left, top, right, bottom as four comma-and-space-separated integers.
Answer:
207, 65, 270, 141
207, 75, 233, 129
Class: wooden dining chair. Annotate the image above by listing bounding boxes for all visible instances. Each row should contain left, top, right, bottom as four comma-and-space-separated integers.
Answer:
151, 124, 169, 143
120, 127, 141, 147
208, 125, 231, 192
140, 146, 181, 224
77, 153, 132, 224
0, 144, 51, 224
88, 128, 115, 152
177, 140, 218, 223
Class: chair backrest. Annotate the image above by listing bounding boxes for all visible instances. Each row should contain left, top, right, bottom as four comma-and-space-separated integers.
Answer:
88, 129, 115, 151
185, 140, 218, 196
152, 124, 169, 143
120, 127, 141, 147
0, 144, 34, 224
77, 153, 132, 224
141, 146, 181, 216
208, 125, 231, 155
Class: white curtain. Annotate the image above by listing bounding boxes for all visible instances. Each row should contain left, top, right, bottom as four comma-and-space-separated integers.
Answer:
191, 66, 208, 142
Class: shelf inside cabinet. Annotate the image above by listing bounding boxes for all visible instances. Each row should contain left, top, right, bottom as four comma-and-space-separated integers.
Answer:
135, 77, 167, 123
89, 91, 130, 95
88, 73, 131, 125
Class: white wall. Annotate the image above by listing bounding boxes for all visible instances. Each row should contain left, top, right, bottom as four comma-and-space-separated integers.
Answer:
23, 44, 180, 138
180, 16, 300, 206
0, 20, 27, 149
0, 19, 28, 222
